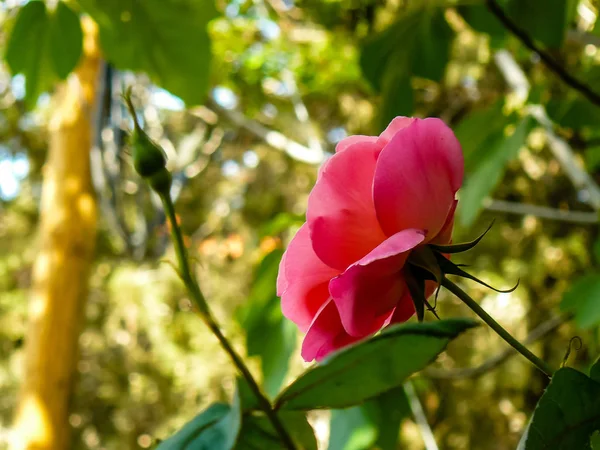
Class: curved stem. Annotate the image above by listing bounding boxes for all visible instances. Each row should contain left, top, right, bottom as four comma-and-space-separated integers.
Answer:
161, 194, 297, 450
442, 277, 554, 378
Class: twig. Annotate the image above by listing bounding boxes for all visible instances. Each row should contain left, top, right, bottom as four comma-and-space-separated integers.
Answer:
424, 314, 569, 379
483, 199, 598, 224
207, 98, 327, 164
486, 0, 600, 107
527, 105, 600, 211
403, 381, 439, 450
493, 50, 600, 212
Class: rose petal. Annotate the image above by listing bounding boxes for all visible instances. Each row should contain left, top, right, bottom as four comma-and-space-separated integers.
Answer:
377, 116, 416, 148
307, 142, 387, 270
388, 287, 415, 324
335, 135, 378, 153
301, 300, 362, 362
431, 199, 457, 245
329, 228, 425, 336
374, 118, 464, 240
278, 224, 340, 332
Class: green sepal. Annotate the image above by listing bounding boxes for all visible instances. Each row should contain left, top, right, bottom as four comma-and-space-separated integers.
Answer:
123, 89, 168, 179
435, 253, 519, 293
429, 220, 494, 254
404, 266, 426, 322
407, 246, 442, 284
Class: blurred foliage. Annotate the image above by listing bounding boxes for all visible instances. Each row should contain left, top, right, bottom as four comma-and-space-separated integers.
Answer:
1, 0, 600, 448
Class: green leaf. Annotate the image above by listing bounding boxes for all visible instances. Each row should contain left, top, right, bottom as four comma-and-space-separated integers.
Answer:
157, 387, 241, 449
328, 386, 410, 450
521, 368, 600, 449
237, 250, 297, 398
379, 73, 413, 131
48, 2, 83, 79
411, 8, 453, 82
458, 4, 506, 43
505, 0, 570, 48
274, 319, 477, 410
560, 273, 600, 329
454, 99, 510, 171
4, 0, 54, 107
592, 431, 600, 449
235, 412, 317, 450
360, 7, 453, 93
79, 0, 217, 105
590, 358, 600, 384
458, 115, 534, 227
546, 98, 600, 129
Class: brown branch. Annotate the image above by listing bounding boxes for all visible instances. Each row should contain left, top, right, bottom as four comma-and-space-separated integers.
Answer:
424, 314, 570, 379
486, 0, 600, 107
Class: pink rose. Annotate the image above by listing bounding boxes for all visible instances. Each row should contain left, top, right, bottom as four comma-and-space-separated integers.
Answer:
277, 117, 464, 361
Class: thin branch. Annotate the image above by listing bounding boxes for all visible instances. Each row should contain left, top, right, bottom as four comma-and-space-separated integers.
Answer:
527, 105, 600, 211
486, 0, 600, 107
493, 50, 600, 212
424, 314, 569, 380
403, 381, 439, 450
483, 199, 598, 224
206, 98, 328, 164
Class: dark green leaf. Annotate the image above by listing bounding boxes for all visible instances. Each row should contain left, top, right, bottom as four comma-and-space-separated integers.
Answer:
546, 97, 600, 129
560, 273, 600, 329
274, 319, 477, 410
237, 249, 297, 398
379, 73, 413, 135
411, 8, 453, 82
458, 4, 506, 43
328, 386, 409, 450
591, 358, 600, 384
235, 412, 317, 450
4, 0, 54, 107
157, 387, 241, 449
360, 7, 453, 94
48, 2, 83, 79
79, 0, 217, 105
522, 368, 600, 449
454, 99, 510, 171
458, 115, 534, 226
505, 0, 570, 48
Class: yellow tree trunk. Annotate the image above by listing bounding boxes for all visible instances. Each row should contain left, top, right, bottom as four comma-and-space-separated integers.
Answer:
11, 18, 100, 450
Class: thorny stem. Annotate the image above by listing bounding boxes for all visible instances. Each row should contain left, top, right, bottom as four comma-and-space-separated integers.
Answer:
161, 194, 297, 450
442, 277, 554, 378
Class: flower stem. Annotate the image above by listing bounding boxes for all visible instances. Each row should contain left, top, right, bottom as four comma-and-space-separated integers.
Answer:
160, 193, 296, 450
441, 277, 554, 378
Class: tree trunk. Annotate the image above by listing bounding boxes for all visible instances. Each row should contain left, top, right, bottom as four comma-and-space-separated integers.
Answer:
11, 18, 100, 450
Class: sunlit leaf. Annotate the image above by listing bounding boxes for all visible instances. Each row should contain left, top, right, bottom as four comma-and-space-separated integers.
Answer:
274, 319, 477, 410
458, 115, 534, 227
560, 274, 600, 329
4, 0, 54, 107
48, 2, 83, 79
79, 0, 217, 105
